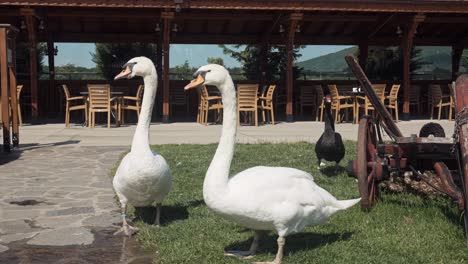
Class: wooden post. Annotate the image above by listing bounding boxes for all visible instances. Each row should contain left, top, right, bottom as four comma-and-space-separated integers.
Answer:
161, 11, 174, 123
22, 9, 39, 122
156, 39, 163, 119
401, 14, 425, 121
0, 27, 10, 151
47, 34, 56, 117
358, 41, 368, 71
285, 13, 302, 122
452, 44, 464, 81
9, 67, 18, 147
259, 42, 268, 91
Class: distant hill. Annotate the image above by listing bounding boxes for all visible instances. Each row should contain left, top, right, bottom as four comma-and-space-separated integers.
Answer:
296, 46, 455, 73
296, 47, 357, 72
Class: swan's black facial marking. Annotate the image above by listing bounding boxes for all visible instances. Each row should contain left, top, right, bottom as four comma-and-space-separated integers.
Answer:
192, 70, 211, 79
123, 62, 137, 71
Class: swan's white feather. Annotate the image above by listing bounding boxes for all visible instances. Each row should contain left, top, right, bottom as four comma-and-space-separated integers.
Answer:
211, 166, 357, 236
113, 151, 172, 207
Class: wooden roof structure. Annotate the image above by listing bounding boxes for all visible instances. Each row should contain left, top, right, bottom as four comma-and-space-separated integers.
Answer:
1, 0, 468, 122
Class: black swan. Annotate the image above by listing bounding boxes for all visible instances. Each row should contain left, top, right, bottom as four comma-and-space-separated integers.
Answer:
315, 94, 345, 170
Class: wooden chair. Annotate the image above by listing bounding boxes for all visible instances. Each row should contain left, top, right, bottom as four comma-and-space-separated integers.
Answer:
385, 84, 401, 122
429, 84, 454, 120
0, 85, 24, 126
328, 84, 354, 123
62, 84, 88, 127
409, 85, 422, 115
120, 84, 144, 124
15, 85, 23, 126
197, 85, 223, 125
314, 85, 325, 122
87, 84, 120, 128
170, 85, 189, 117
356, 84, 386, 119
237, 84, 259, 126
297, 86, 316, 116
258, 84, 276, 125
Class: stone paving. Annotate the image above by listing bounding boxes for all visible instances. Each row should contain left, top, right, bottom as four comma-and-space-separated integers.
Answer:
0, 144, 132, 262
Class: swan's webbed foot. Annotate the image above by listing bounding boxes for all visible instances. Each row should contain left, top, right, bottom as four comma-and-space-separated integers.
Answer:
224, 230, 263, 260
114, 212, 138, 236
114, 223, 139, 236
224, 250, 256, 259
251, 236, 285, 264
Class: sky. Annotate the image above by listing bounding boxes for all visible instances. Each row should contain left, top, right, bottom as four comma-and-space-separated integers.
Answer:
53, 43, 352, 68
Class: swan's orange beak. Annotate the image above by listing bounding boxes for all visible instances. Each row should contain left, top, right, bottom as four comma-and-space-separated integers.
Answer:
114, 66, 132, 80
184, 74, 205, 90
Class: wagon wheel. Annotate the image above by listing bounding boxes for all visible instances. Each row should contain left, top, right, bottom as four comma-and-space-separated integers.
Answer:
357, 116, 380, 210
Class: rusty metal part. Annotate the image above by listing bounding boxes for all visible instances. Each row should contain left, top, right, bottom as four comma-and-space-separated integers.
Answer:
357, 116, 379, 210
454, 75, 468, 241
432, 162, 465, 210
344, 54, 403, 139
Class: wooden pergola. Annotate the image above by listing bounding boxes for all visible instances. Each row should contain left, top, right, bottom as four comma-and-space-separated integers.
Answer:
1, 0, 468, 122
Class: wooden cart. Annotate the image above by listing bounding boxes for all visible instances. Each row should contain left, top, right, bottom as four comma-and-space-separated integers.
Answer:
345, 54, 468, 240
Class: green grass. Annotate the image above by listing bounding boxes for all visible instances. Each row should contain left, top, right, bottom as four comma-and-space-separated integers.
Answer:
113, 142, 468, 264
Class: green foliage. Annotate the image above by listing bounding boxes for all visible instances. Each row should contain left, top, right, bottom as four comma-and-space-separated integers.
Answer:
220, 44, 303, 81
111, 142, 468, 264
460, 49, 468, 72
171, 60, 197, 80
53, 63, 100, 80
207, 57, 225, 66
92, 43, 157, 81
16, 42, 47, 80
365, 46, 427, 80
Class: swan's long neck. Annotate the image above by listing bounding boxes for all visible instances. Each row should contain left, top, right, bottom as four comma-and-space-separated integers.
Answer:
324, 103, 335, 132
131, 68, 157, 153
203, 76, 237, 204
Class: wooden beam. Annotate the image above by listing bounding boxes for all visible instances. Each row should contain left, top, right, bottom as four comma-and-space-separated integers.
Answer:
0, 27, 10, 151
358, 41, 368, 71
367, 14, 394, 39
285, 12, 302, 122
3, 0, 468, 14
24, 13, 39, 120
9, 66, 18, 146
47, 33, 56, 117
452, 43, 464, 81
161, 10, 174, 123
401, 13, 425, 120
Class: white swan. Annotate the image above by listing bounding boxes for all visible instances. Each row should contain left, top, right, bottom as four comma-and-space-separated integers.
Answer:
184, 64, 360, 264
113, 57, 172, 236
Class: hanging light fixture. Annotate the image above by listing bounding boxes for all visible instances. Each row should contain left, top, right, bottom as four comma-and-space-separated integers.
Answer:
20, 20, 26, 30
155, 23, 161, 32
279, 24, 285, 33
172, 23, 178, 33
38, 20, 45, 30
295, 24, 301, 33
396, 25, 403, 36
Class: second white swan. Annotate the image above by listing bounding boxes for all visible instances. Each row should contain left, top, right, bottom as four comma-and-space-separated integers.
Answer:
184, 64, 360, 264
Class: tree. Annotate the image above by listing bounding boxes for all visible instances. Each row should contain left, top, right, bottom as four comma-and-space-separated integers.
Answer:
207, 57, 224, 66
15, 42, 47, 80
460, 49, 468, 72
92, 43, 157, 81
219, 44, 303, 80
365, 46, 426, 80
171, 60, 196, 80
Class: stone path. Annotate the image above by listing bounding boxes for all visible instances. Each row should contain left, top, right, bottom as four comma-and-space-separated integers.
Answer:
0, 144, 155, 263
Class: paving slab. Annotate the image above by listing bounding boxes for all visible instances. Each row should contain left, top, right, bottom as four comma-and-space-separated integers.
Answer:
16, 120, 455, 146
0, 144, 127, 262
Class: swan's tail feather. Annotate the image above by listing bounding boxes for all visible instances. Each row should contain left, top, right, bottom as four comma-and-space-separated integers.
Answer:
334, 198, 361, 210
